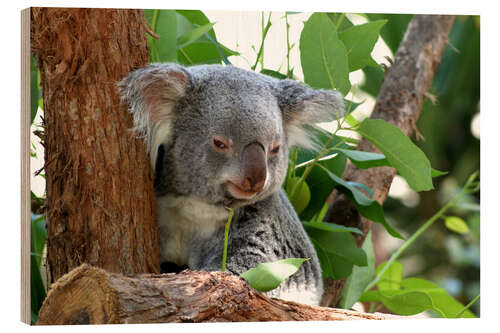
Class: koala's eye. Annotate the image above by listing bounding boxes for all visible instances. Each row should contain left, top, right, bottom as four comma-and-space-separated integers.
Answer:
269, 144, 280, 157
211, 136, 233, 153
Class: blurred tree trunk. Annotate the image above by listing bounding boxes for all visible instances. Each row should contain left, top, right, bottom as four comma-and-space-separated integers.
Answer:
31, 8, 159, 283
321, 14, 455, 307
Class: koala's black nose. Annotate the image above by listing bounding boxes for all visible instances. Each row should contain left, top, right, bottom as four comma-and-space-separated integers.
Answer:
241, 142, 267, 193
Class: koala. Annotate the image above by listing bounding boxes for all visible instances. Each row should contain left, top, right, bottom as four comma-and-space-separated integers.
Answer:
118, 63, 344, 306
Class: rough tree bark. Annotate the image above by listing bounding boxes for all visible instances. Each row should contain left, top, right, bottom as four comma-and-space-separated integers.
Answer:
37, 264, 397, 324
321, 15, 456, 307
31, 8, 159, 283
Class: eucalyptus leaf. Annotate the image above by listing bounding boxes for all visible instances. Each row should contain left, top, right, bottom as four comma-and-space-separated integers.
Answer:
30, 255, 46, 324
305, 225, 367, 268
260, 68, 287, 79
366, 14, 413, 54
152, 10, 178, 62
178, 41, 237, 65
380, 289, 435, 316
431, 168, 448, 178
310, 236, 355, 279
177, 22, 216, 49
297, 153, 346, 221
376, 260, 403, 290
339, 230, 375, 309
240, 258, 308, 292
318, 165, 403, 239
346, 181, 374, 199
176, 10, 217, 38
335, 148, 388, 169
357, 119, 434, 192
31, 214, 46, 268
286, 177, 311, 215
401, 278, 476, 318
326, 13, 354, 32
300, 13, 350, 94
338, 20, 387, 71
311, 239, 335, 278
444, 216, 470, 234
302, 221, 362, 235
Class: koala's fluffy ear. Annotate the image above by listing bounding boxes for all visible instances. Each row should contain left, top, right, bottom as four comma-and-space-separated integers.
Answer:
274, 79, 345, 149
117, 63, 191, 166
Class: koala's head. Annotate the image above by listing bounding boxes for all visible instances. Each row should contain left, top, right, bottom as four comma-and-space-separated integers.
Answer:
118, 63, 344, 208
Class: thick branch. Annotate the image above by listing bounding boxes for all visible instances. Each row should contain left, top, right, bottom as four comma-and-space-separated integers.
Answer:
37, 265, 396, 324
322, 15, 455, 306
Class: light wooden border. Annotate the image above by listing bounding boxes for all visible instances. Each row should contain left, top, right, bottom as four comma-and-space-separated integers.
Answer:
21, 7, 31, 325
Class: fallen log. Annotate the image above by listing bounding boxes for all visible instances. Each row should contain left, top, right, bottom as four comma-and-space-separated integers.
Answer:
37, 264, 396, 324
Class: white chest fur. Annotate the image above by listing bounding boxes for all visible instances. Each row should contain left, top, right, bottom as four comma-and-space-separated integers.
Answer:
156, 195, 229, 266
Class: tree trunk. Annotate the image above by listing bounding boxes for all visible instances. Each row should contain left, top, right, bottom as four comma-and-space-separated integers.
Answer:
37, 265, 397, 324
30, 8, 159, 283
322, 15, 456, 307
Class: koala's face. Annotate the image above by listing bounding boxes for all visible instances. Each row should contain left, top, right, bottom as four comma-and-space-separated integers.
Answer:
170, 66, 289, 207
118, 63, 344, 209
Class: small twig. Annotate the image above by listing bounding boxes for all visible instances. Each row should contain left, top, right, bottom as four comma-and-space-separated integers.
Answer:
455, 294, 480, 318
144, 23, 159, 39
251, 12, 272, 71
221, 207, 234, 272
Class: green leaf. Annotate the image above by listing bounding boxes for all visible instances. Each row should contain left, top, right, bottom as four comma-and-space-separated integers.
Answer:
357, 119, 434, 191
361, 277, 476, 318
298, 154, 347, 221
240, 258, 309, 292
335, 148, 388, 169
260, 68, 287, 79
177, 22, 216, 49
176, 10, 217, 39
344, 113, 360, 127
376, 260, 403, 290
338, 20, 387, 71
318, 165, 403, 239
178, 41, 236, 65
300, 13, 350, 94
311, 239, 335, 278
30, 213, 47, 324
285, 177, 311, 215
156, 11, 178, 62
431, 168, 448, 178
173, 12, 238, 65
380, 289, 435, 316
31, 214, 46, 268
326, 13, 354, 32
30, 255, 46, 324
305, 225, 367, 279
302, 221, 363, 235
339, 230, 375, 309
347, 181, 374, 199
401, 278, 476, 318
361, 288, 435, 316
444, 216, 470, 234
144, 10, 178, 62
366, 14, 413, 54
360, 65, 384, 97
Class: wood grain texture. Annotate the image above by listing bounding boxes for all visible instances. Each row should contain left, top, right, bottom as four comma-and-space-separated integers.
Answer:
37, 265, 397, 324
323, 15, 456, 306
30, 8, 159, 283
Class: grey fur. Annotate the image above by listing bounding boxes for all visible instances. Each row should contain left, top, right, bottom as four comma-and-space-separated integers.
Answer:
118, 63, 344, 305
